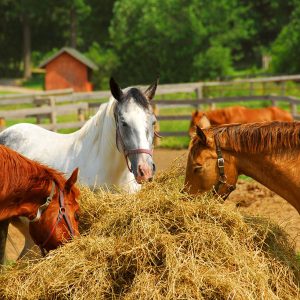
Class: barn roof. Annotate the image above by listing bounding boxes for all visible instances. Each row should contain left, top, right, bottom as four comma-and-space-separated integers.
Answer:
39, 47, 98, 70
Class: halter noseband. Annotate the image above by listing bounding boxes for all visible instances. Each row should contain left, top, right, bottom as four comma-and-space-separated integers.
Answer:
114, 108, 153, 173
30, 181, 75, 256
213, 138, 236, 200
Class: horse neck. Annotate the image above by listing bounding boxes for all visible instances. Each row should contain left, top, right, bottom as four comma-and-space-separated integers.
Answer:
229, 149, 300, 212
0, 169, 55, 221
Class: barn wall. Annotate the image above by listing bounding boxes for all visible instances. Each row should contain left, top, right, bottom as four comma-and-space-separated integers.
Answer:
45, 53, 93, 92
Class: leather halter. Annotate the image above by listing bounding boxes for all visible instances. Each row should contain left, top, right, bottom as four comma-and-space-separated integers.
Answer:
114, 108, 153, 172
213, 138, 236, 200
30, 181, 75, 256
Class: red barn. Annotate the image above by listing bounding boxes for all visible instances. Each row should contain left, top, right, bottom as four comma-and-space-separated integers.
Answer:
39, 47, 98, 92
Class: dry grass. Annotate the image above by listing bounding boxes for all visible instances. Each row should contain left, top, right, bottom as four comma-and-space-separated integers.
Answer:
0, 159, 299, 299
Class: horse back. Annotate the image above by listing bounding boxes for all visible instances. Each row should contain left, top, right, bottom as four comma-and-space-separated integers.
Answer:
267, 107, 293, 121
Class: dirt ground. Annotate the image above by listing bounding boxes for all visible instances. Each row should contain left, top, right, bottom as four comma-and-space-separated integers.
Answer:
6, 148, 300, 261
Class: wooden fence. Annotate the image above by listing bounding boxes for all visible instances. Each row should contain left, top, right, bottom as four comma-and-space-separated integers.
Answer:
1, 74, 300, 133
154, 95, 300, 137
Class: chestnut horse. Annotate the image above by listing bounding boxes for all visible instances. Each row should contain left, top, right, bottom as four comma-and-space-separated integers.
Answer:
189, 106, 293, 136
0, 145, 80, 264
184, 121, 300, 213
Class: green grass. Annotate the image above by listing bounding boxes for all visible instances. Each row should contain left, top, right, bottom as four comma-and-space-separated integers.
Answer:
0, 91, 19, 95
22, 74, 44, 90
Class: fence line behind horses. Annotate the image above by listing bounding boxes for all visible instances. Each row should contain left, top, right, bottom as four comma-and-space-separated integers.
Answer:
1, 74, 300, 136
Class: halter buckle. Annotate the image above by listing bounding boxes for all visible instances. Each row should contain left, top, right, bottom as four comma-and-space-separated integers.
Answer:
217, 157, 225, 168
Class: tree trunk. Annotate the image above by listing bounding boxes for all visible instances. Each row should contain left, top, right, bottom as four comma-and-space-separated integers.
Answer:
22, 13, 31, 79
70, 6, 77, 48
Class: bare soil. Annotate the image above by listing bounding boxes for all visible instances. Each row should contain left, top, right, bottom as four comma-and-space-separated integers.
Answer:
6, 148, 300, 261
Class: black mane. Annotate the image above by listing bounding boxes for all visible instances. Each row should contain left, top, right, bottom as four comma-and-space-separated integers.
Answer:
123, 88, 150, 109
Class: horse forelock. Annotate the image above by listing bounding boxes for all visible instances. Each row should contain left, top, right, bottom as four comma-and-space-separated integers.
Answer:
210, 121, 300, 153
122, 88, 150, 110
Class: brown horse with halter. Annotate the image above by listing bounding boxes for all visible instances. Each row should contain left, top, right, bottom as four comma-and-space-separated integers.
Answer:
0, 145, 80, 264
184, 121, 300, 213
189, 106, 293, 136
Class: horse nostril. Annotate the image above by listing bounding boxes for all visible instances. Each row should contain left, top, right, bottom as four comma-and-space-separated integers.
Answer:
139, 166, 144, 177
152, 163, 156, 172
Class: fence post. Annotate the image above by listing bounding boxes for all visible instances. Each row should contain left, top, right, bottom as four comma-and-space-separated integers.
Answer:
195, 84, 203, 111
290, 102, 297, 118
153, 104, 160, 147
34, 96, 44, 124
78, 108, 86, 122
49, 97, 57, 132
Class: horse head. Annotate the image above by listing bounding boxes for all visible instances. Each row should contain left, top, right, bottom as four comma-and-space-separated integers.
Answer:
29, 168, 80, 252
189, 111, 211, 137
110, 77, 158, 184
184, 126, 237, 199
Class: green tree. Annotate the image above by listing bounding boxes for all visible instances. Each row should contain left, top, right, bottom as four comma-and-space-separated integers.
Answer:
109, 0, 251, 84
239, 0, 294, 68
271, 1, 300, 74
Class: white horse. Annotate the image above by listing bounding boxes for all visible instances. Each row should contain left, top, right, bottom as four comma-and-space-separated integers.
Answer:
0, 77, 158, 259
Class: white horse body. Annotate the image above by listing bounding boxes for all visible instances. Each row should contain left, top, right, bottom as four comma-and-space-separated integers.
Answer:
3, 97, 139, 192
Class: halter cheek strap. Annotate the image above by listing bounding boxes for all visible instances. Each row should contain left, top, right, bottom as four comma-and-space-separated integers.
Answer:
39, 191, 75, 256
30, 182, 75, 256
213, 138, 236, 200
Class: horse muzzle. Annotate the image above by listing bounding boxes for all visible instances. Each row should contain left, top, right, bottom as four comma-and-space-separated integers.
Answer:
135, 162, 155, 183
130, 153, 155, 184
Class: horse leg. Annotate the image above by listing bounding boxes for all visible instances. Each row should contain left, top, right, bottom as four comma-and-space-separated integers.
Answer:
0, 220, 9, 265
10, 217, 35, 259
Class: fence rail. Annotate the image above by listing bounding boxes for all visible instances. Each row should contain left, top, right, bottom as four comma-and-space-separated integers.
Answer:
2, 74, 300, 134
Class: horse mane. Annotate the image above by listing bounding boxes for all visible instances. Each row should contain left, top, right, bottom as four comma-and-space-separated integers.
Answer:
0, 145, 65, 196
209, 121, 300, 153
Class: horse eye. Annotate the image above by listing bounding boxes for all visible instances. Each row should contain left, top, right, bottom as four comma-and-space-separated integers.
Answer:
74, 211, 80, 221
193, 164, 203, 173
122, 121, 128, 127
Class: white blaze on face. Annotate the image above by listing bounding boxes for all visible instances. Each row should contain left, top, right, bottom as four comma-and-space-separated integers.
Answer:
118, 98, 155, 183
121, 99, 151, 149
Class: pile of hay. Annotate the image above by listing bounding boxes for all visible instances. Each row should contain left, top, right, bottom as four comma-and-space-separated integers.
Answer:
0, 161, 299, 299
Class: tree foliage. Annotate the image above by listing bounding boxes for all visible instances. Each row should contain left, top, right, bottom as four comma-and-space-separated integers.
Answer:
109, 0, 252, 84
0, 0, 299, 84
271, 2, 300, 74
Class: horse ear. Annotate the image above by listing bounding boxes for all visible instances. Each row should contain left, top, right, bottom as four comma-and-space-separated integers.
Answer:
144, 77, 159, 100
65, 168, 79, 191
110, 77, 123, 102
198, 114, 211, 129
196, 126, 207, 145
193, 110, 199, 117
